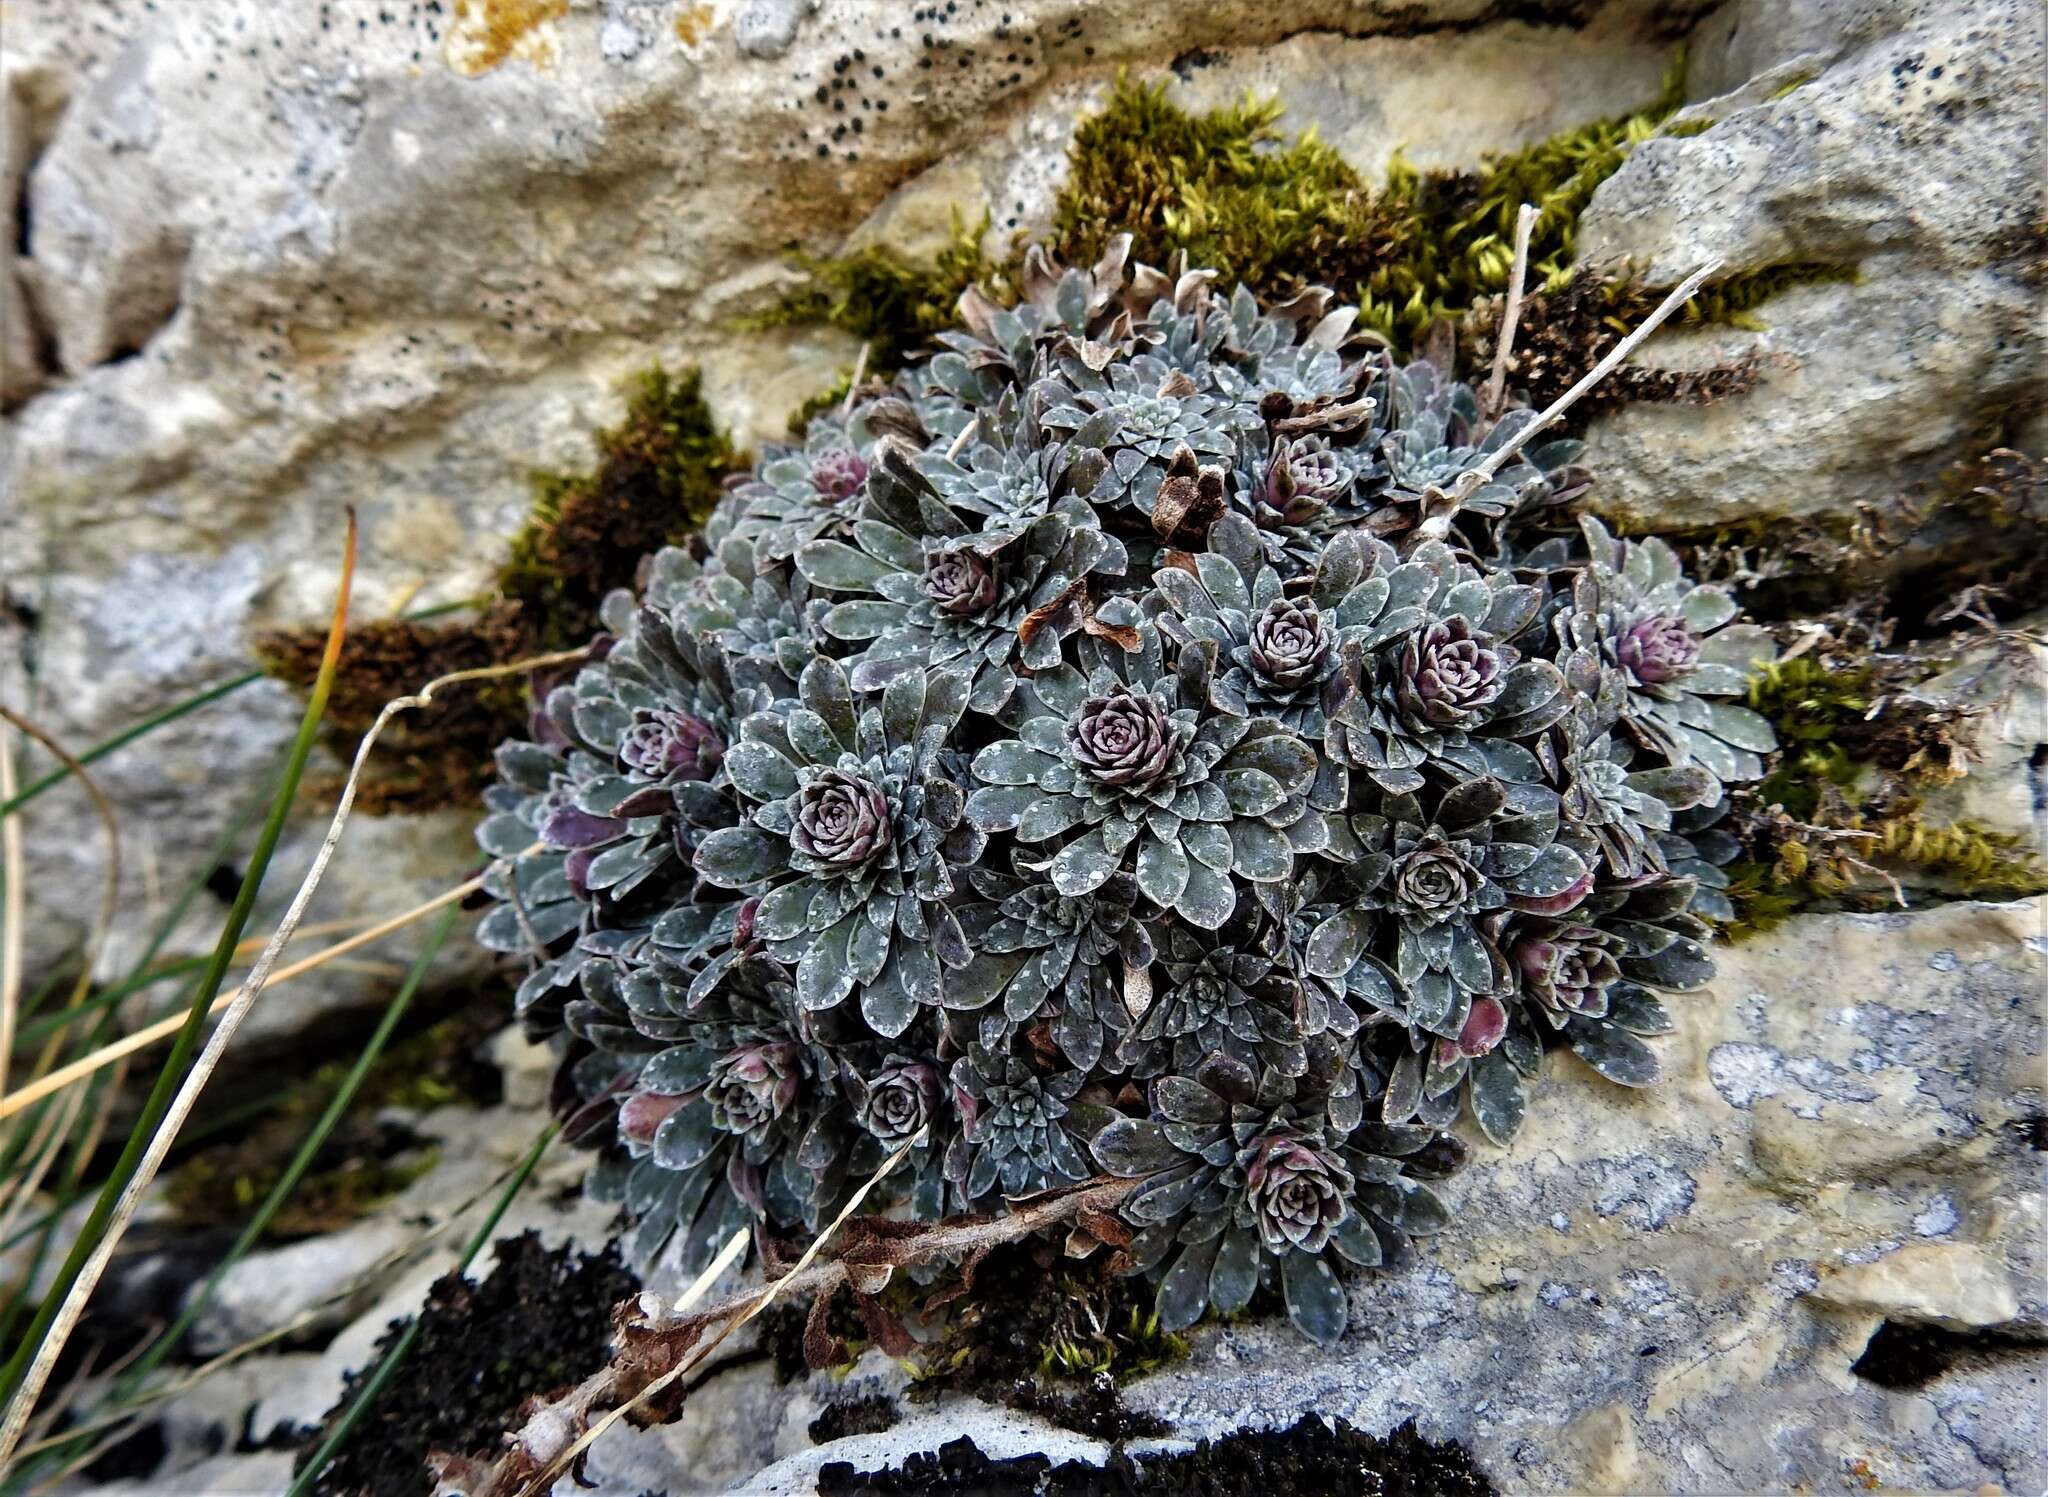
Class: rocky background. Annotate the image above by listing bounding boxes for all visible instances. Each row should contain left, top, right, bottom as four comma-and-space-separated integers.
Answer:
1, 0, 2041, 1493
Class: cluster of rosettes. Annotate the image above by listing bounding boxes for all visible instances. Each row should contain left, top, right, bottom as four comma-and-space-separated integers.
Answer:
475, 240, 1775, 1344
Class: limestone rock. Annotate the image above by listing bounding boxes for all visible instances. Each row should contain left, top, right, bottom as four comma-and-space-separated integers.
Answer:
1906, 621, 2048, 858
1811, 1243, 2022, 1332
1575, 0, 2045, 532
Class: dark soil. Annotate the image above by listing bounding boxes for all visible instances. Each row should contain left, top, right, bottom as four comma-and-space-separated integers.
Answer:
997, 1373, 1171, 1442
811, 1393, 905, 1444
1850, 1319, 2046, 1391
291, 1231, 638, 1496
816, 1416, 1496, 1496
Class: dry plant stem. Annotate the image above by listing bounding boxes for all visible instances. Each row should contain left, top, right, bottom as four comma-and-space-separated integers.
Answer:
472, 1173, 1142, 1497
0, 515, 358, 1471
0, 874, 489, 1121
1417, 258, 1724, 542
1482, 203, 1539, 421
0, 1090, 90, 1245
671, 1227, 752, 1315
1, 723, 21, 1097
946, 417, 980, 462
0, 633, 578, 1464
517, 1128, 929, 1497
842, 341, 871, 418
1472, 258, 1722, 483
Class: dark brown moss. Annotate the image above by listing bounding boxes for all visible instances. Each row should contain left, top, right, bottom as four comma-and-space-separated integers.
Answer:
760, 1237, 1183, 1442
903, 1240, 1182, 1438
165, 1121, 437, 1240
257, 603, 529, 815
260, 366, 741, 812
810, 1394, 904, 1444
500, 365, 741, 650
1459, 267, 1770, 417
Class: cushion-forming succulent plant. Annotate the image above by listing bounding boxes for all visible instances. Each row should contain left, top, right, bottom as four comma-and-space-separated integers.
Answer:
1090, 1051, 1462, 1343
1550, 517, 1777, 791
476, 243, 1778, 1343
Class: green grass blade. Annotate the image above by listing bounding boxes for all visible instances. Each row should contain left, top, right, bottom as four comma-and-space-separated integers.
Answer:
12, 958, 209, 1050
13, 756, 289, 1053
0, 594, 472, 828
120, 905, 459, 1393
0, 672, 262, 824
0, 524, 356, 1430
283, 1124, 557, 1497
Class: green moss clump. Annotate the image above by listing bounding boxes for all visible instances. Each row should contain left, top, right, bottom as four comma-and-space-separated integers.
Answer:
501, 364, 741, 650
1683, 261, 1860, 331
766, 53, 1845, 378
261, 363, 741, 812
1037, 1299, 1190, 1380
1745, 657, 1877, 819
786, 371, 855, 439
1725, 648, 2048, 936
1041, 61, 1695, 346
1727, 814, 2048, 939
1049, 79, 1410, 304
749, 212, 1004, 377
1357, 52, 1689, 338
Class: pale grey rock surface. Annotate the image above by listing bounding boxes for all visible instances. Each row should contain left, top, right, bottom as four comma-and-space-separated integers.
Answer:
1574, 0, 2045, 530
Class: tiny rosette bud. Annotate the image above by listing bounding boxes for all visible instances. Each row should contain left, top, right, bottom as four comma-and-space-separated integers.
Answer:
1067, 684, 1175, 789
1617, 615, 1700, 686
922, 547, 999, 617
791, 768, 893, 869
1396, 617, 1506, 730
1249, 596, 1331, 689
1243, 1133, 1355, 1256
810, 447, 869, 502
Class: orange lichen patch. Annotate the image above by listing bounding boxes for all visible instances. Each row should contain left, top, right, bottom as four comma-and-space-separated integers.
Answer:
445, 0, 568, 77
674, 3, 716, 47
